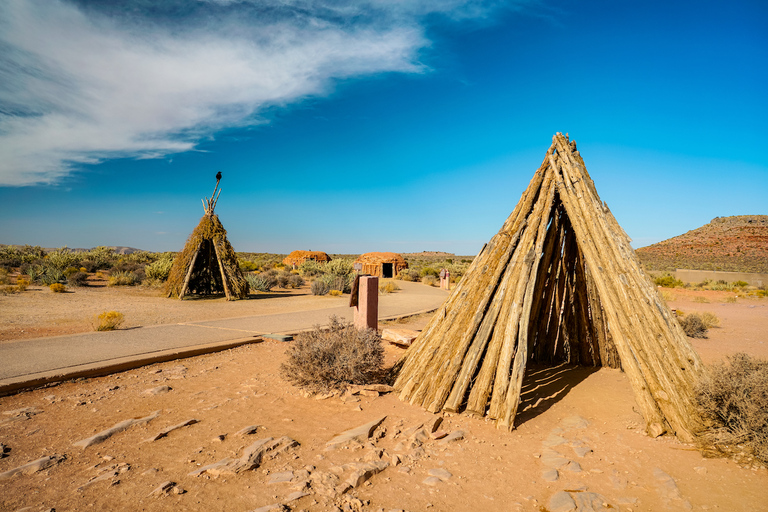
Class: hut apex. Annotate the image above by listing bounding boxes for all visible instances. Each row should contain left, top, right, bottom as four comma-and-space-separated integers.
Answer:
165, 175, 248, 300
354, 252, 408, 279
394, 133, 705, 442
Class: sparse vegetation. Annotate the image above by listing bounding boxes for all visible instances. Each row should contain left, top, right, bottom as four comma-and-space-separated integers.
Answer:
678, 313, 709, 338
693, 296, 710, 303
421, 275, 438, 287
660, 290, 676, 302
280, 316, 384, 393
67, 271, 89, 287
145, 256, 174, 281
49, 283, 67, 293
329, 289, 343, 297
245, 273, 275, 292
379, 280, 400, 294
311, 279, 330, 296
108, 271, 140, 286
695, 353, 768, 464
654, 274, 685, 288
93, 311, 125, 331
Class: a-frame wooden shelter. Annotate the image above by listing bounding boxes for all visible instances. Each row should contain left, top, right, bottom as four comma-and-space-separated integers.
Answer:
394, 133, 704, 442
166, 177, 248, 300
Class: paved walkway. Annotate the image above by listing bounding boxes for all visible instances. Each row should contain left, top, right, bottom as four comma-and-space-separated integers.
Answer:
0, 281, 448, 394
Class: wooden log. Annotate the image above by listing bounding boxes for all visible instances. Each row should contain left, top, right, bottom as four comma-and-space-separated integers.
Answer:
213, 240, 232, 300
178, 242, 201, 299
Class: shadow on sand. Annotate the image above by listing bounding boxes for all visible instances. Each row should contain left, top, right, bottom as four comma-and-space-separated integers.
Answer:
515, 363, 599, 427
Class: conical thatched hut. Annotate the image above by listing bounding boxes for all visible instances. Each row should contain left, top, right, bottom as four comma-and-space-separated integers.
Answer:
283, 250, 331, 268
354, 252, 408, 278
395, 133, 705, 442
166, 179, 248, 300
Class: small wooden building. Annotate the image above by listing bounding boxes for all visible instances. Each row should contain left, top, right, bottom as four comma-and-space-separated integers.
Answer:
283, 250, 331, 268
354, 252, 408, 278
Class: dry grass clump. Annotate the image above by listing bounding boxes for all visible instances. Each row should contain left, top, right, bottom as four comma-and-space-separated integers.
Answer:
92, 311, 125, 331
280, 316, 384, 393
723, 296, 737, 303
108, 271, 140, 286
49, 283, 67, 293
379, 280, 400, 294
678, 313, 709, 338
699, 311, 721, 328
693, 296, 710, 303
329, 289, 343, 297
421, 275, 438, 287
695, 353, 768, 465
659, 290, 676, 302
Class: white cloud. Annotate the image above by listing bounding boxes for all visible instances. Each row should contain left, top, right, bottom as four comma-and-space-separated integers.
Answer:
0, 0, 511, 186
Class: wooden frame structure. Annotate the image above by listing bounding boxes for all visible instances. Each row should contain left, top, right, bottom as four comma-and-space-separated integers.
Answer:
165, 178, 249, 300
394, 133, 704, 441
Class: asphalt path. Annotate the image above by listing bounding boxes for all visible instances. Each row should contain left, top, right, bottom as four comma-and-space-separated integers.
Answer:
0, 281, 448, 393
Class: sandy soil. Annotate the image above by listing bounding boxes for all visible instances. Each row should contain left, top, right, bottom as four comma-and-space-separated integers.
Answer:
1, 288, 767, 511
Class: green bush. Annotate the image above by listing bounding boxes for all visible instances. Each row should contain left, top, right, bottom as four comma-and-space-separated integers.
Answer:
298, 260, 325, 278
239, 259, 259, 272
145, 257, 174, 281
320, 273, 352, 293
108, 271, 140, 286
421, 275, 438, 287
40, 266, 65, 286
733, 280, 749, 288
695, 353, 768, 464
420, 267, 439, 278
246, 273, 275, 292
280, 316, 384, 393
654, 274, 685, 288
46, 248, 82, 270
49, 283, 67, 293
0, 245, 46, 267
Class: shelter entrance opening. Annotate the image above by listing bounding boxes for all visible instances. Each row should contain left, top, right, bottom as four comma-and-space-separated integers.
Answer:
382, 263, 394, 278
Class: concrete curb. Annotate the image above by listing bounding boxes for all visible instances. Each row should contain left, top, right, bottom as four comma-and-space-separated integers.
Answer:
0, 307, 440, 397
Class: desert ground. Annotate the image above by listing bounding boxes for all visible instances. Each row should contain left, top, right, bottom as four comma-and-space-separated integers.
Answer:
1, 283, 767, 512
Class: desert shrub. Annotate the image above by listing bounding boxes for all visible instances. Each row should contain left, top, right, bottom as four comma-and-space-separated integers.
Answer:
379, 280, 400, 294
723, 296, 737, 303
311, 279, 330, 295
421, 275, 438, 287
0, 268, 9, 285
145, 257, 174, 281
280, 316, 384, 393
699, 311, 721, 328
287, 274, 304, 289
298, 260, 325, 278
678, 313, 708, 338
49, 283, 66, 293
245, 273, 274, 292
112, 261, 143, 273
63, 266, 80, 278
733, 280, 749, 288
654, 275, 684, 288
239, 259, 259, 272
108, 271, 140, 286
329, 289, 343, 296
320, 273, 352, 293
46, 248, 82, 270
420, 267, 440, 278
695, 353, 768, 464
660, 290, 676, 302
122, 251, 155, 264
24, 264, 46, 284
16, 277, 29, 291
0, 245, 46, 267
693, 296, 710, 303
40, 266, 65, 285
67, 271, 89, 287
395, 268, 418, 282
93, 311, 125, 331
1, 285, 19, 295
80, 260, 99, 273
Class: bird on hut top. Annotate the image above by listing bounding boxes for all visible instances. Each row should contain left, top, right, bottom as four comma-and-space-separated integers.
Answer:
216, 171, 222, 181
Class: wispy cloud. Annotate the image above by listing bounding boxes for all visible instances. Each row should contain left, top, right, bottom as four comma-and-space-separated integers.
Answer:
0, 0, 519, 186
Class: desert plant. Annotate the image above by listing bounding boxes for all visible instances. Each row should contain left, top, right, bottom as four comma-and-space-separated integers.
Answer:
287, 274, 304, 289
108, 271, 140, 286
395, 268, 418, 282
320, 273, 352, 293
693, 296, 710, 303
678, 313, 708, 338
0, 267, 9, 285
49, 283, 67, 293
695, 353, 768, 464
699, 311, 721, 328
421, 275, 438, 287
329, 289, 343, 296
40, 266, 65, 285
311, 279, 330, 296
733, 280, 749, 288
654, 274, 685, 288
379, 280, 400, 294
24, 264, 45, 284
420, 267, 440, 278
46, 247, 82, 270
145, 257, 174, 281
660, 290, 676, 302
238, 259, 259, 272
723, 296, 737, 303
15, 277, 29, 291
67, 271, 89, 287
93, 311, 125, 331
246, 273, 275, 292
280, 316, 384, 393
298, 260, 325, 278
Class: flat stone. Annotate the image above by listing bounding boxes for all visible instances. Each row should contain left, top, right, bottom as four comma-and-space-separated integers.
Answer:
543, 434, 568, 447
236, 425, 263, 436
548, 491, 576, 512
541, 449, 570, 469
422, 476, 442, 486
573, 492, 615, 511
693, 466, 707, 475
149, 481, 176, 497
426, 415, 443, 433
564, 460, 582, 473
3, 407, 43, 417
430, 431, 447, 440
428, 468, 452, 481
143, 386, 172, 395
382, 328, 419, 347
653, 468, 682, 500
572, 445, 592, 458
438, 430, 465, 445
542, 469, 559, 482
326, 416, 387, 451
268, 471, 294, 484
0, 454, 66, 480
284, 491, 309, 502
560, 415, 589, 430
345, 460, 389, 488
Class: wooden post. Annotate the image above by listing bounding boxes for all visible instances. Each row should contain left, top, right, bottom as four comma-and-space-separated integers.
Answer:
178, 242, 201, 299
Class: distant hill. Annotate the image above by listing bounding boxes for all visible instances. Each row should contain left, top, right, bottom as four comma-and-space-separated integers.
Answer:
635, 215, 768, 273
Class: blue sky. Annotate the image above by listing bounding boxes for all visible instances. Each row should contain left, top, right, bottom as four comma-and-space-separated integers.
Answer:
1, 0, 766, 255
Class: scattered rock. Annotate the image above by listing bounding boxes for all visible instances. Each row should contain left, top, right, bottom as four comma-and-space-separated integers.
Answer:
382, 328, 419, 347
143, 386, 172, 396
430, 431, 447, 440
74, 410, 160, 449
284, 491, 309, 502
0, 454, 66, 480
543, 434, 568, 447
236, 425, 263, 436
145, 418, 199, 442
426, 415, 443, 433
571, 445, 592, 458
438, 430, 465, 445
564, 460, 582, 473
190, 436, 299, 477
422, 476, 442, 486
149, 480, 185, 497
326, 416, 387, 451
653, 467, 683, 500
573, 492, 616, 511
268, 471, 294, 484
345, 460, 389, 488
548, 491, 576, 512
542, 469, 559, 482
541, 449, 570, 469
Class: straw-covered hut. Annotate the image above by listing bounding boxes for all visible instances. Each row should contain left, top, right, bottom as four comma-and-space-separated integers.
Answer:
394, 133, 705, 442
354, 252, 408, 278
166, 177, 248, 300
283, 250, 331, 268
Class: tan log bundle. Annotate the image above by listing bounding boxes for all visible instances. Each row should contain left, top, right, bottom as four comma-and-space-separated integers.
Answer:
394, 133, 704, 441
